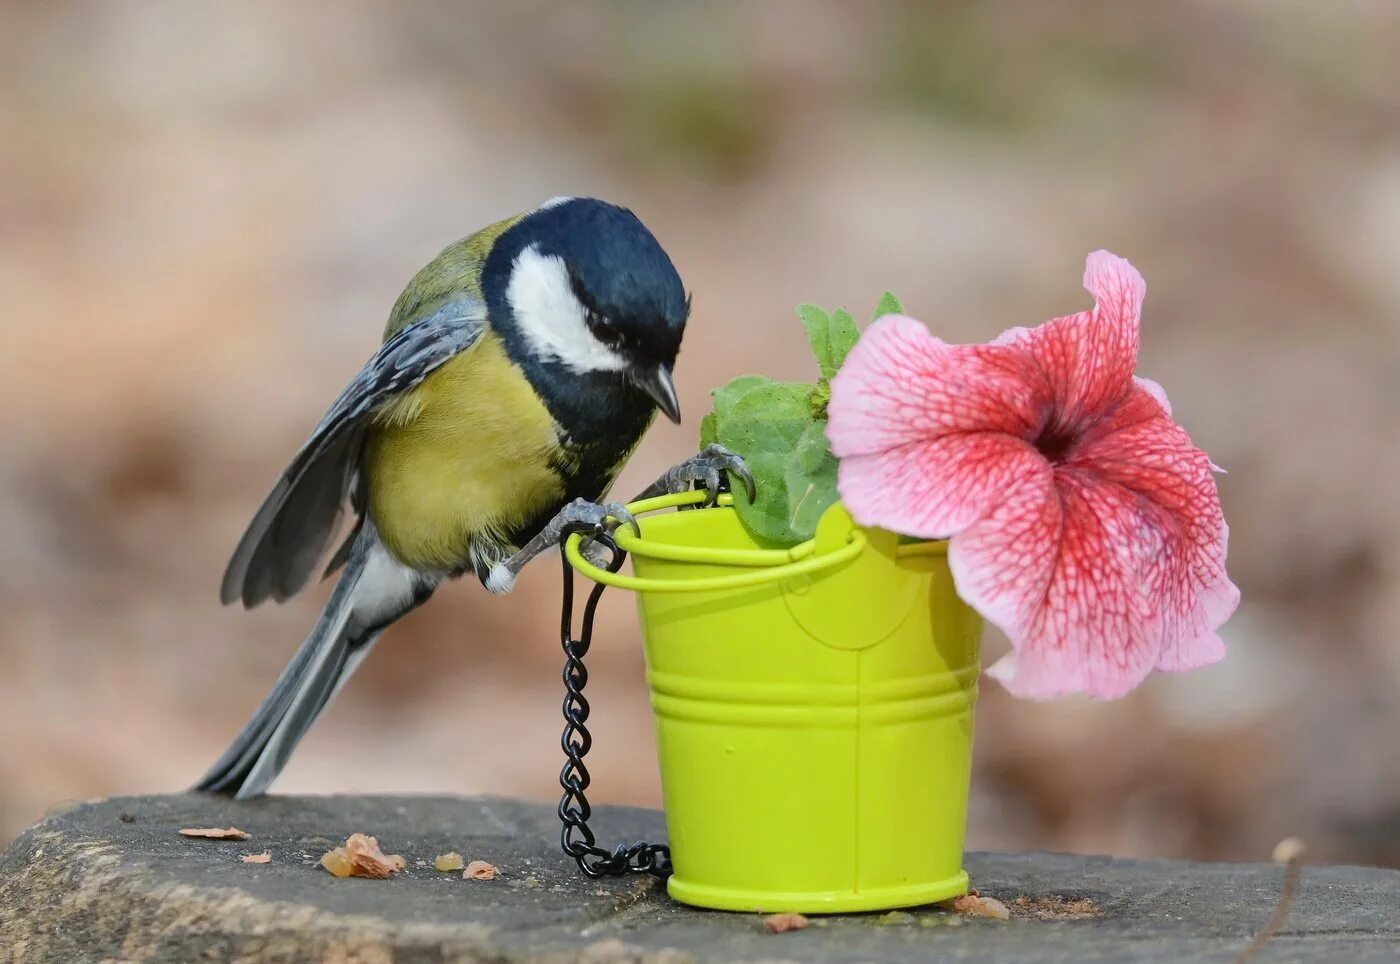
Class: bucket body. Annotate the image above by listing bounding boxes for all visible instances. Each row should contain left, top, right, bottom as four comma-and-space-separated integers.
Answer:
593, 499, 980, 914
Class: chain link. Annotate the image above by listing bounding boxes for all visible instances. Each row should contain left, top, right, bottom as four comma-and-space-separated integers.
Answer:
557, 525, 672, 879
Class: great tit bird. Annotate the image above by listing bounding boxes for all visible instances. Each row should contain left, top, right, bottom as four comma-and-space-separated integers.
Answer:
198, 196, 747, 799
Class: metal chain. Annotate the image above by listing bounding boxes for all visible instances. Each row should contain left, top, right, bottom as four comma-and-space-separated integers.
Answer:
557, 524, 672, 879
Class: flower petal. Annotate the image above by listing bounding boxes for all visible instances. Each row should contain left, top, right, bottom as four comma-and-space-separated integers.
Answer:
826, 251, 1235, 701
1067, 385, 1239, 673
827, 315, 1046, 459
1133, 375, 1172, 416
837, 434, 1046, 539
1023, 251, 1144, 434
956, 466, 1164, 699
946, 458, 1059, 636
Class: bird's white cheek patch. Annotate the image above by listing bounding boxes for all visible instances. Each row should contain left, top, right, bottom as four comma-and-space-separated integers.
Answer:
507, 245, 628, 374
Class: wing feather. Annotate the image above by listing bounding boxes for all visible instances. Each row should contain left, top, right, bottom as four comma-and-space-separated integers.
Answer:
221, 297, 487, 607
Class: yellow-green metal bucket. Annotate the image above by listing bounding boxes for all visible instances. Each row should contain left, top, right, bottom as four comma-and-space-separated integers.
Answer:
565, 491, 980, 914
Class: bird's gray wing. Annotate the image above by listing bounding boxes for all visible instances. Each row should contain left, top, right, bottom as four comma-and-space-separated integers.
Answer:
221, 296, 488, 607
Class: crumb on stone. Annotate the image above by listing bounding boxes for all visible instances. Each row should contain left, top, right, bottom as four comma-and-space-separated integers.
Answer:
763, 912, 809, 933
433, 852, 465, 872
939, 893, 1011, 920
464, 860, 499, 880
319, 833, 406, 879
179, 827, 250, 841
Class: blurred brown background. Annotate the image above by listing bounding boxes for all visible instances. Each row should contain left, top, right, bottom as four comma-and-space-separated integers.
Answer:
3, 1, 1399, 867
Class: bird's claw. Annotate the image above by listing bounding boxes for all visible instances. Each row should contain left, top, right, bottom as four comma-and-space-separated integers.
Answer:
488, 498, 638, 592
581, 539, 614, 569
562, 498, 640, 552
662, 443, 756, 507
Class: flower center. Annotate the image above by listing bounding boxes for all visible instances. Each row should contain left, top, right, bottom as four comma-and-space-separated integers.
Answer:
1033, 423, 1078, 463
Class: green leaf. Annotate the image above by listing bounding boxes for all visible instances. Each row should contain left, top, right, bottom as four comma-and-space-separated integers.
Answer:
828, 308, 859, 372
796, 304, 837, 380
698, 411, 717, 448
701, 374, 779, 497
798, 303, 862, 381
874, 291, 903, 319
710, 374, 771, 422
783, 421, 839, 541
808, 380, 831, 420
696, 294, 896, 546
708, 379, 814, 545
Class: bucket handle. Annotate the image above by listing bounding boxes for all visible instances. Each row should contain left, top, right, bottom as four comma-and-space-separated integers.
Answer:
563, 491, 868, 594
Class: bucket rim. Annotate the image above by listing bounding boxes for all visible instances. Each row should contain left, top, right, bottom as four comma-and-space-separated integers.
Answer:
563, 491, 945, 593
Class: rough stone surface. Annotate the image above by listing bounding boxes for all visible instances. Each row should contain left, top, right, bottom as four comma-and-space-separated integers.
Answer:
1, 794, 1398, 963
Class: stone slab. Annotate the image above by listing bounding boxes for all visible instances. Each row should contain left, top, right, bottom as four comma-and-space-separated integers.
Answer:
2, 794, 1397, 962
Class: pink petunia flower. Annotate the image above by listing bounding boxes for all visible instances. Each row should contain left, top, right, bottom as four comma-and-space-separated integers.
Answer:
826, 251, 1238, 699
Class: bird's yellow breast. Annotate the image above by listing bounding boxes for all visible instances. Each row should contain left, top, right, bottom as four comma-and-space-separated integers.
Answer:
365, 331, 565, 571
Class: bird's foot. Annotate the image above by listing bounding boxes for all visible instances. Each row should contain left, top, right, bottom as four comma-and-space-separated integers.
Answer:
563, 499, 641, 549
485, 498, 638, 594
637, 444, 756, 507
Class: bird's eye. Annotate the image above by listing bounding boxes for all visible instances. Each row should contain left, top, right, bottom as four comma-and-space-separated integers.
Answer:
586, 309, 622, 345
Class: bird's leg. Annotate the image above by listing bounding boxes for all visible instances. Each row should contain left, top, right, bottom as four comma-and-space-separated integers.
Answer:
632, 443, 756, 507
484, 498, 639, 595
484, 448, 755, 594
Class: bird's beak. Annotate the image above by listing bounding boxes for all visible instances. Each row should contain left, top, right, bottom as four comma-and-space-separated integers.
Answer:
635, 364, 682, 424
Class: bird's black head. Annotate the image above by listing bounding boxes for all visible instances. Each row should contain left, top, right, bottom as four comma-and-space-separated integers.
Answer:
484, 197, 689, 423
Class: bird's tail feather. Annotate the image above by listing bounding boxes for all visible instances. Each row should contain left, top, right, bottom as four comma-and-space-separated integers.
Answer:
195, 556, 369, 798
196, 527, 429, 799
200, 523, 431, 800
